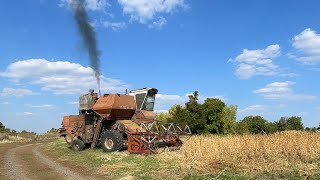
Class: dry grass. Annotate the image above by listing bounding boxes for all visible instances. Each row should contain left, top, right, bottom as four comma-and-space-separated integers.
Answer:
159, 131, 320, 175
0, 133, 9, 141
0, 133, 34, 144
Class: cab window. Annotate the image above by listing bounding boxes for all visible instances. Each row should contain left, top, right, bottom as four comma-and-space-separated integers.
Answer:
141, 92, 155, 111
135, 93, 146, 110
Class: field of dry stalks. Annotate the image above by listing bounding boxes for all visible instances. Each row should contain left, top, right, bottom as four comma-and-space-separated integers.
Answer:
159, 131, 320, 175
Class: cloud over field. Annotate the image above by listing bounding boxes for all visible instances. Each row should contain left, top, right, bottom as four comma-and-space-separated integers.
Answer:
0, 59, 128, 95
291, 28, 320, 64
254, 81, 316, 100
230, 45, 281, 79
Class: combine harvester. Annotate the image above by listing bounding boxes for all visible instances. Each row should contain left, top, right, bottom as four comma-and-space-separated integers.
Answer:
59, 88, 191, 155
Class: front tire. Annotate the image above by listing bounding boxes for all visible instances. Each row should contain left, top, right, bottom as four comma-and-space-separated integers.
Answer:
101, 130, 123, 152
71, 139, 85, 151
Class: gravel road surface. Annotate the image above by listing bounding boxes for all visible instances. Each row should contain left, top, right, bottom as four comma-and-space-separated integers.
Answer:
1, 143, 91, 180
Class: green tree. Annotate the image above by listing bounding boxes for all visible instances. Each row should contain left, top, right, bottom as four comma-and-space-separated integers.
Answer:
0, 122, 9, 133
168, 105, 188, 123
240, 116, 267, 134
202, 98, 226, 134
221, 105, 237, 134
0, 121, 4, 131
185, 91, 203, 121
155, 112, 169, 123
167, 104, 205, 134
184, 92, 207, 134
277, 117, 288, 131
287, 116, 304, 130
235, 121, 250, 134
265, 122, 278, 134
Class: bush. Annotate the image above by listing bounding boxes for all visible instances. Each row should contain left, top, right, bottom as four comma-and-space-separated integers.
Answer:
0, 133, 9, 141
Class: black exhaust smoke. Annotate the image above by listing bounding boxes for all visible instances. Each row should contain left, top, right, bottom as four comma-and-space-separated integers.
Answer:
71, 0, 101, 92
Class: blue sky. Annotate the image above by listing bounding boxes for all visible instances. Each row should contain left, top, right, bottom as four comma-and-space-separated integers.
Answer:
1, 0, 320, 133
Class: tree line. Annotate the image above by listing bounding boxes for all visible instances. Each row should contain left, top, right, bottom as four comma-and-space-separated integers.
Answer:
156, 91, 318, 134
0, 121, 37, 138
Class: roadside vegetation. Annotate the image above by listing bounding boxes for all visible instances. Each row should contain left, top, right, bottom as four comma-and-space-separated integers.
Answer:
0, 121, 37, 144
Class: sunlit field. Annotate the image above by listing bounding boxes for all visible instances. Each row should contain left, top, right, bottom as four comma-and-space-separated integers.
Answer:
160, 131, 320, 176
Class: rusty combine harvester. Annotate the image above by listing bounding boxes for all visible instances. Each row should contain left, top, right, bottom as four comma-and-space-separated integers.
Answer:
59, 88, 191, 155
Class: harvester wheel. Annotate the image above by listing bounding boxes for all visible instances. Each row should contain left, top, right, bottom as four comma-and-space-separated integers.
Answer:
71, 139, 85, 151
101, 130, 123, 152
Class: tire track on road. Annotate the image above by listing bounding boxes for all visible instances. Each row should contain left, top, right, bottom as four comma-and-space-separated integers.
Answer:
4, 144, 31, 180
32, 146, 88, 180
3, 143, 91, 180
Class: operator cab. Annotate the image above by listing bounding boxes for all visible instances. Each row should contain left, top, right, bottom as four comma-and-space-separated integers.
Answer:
129, 88, 158, 112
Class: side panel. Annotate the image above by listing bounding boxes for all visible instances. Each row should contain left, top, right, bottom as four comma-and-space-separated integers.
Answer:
127, 134, 152, 155
93, 94, 136, 119
61, 114, 94, 143
132, 110, 156, 124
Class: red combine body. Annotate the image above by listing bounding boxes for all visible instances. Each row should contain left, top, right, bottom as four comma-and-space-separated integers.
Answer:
59, 88, 191, 155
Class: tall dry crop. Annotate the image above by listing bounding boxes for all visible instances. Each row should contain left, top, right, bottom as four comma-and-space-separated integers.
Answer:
161, 131, 320, 174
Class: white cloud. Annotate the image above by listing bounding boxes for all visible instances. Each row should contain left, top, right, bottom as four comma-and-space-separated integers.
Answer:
85, 0, 108, 11
238, 104, 289, 119
156, 94, 184, 102
308, 67, 320, 72
239, 105, 267, 113
68, 101, 79, 105
155, 93, 185, 110
148, 16, 167, 29
17, 112, 36, 117
101, 21, 127, 31
0, 59, 128, 95
1, 102, 11, 105
24, 112, 34, 116
254, 81, 316, 100
296, 112, 308, 116
279, 72, 300, 78
230, 44, 281, 79
292, 28, 320, 64
238, 105, 272, 117
118, 0, 187, 23
59, 0, 108, 11
0, 87, 38, 97
59, 0, 187, 29
25, 104, 58, 109
155, 109, 169, 113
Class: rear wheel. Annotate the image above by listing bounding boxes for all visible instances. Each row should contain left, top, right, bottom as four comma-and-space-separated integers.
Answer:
71, 139, 85, 151
101, 130, 123, 152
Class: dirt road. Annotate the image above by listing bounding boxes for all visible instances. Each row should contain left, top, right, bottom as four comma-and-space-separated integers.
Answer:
0, 142, 94, 180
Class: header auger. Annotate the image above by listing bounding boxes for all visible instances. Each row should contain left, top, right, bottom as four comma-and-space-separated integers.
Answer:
59, 88, 191, 155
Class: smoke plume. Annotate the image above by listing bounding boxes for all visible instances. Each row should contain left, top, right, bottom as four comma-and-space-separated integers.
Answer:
71, 0, 101, 90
